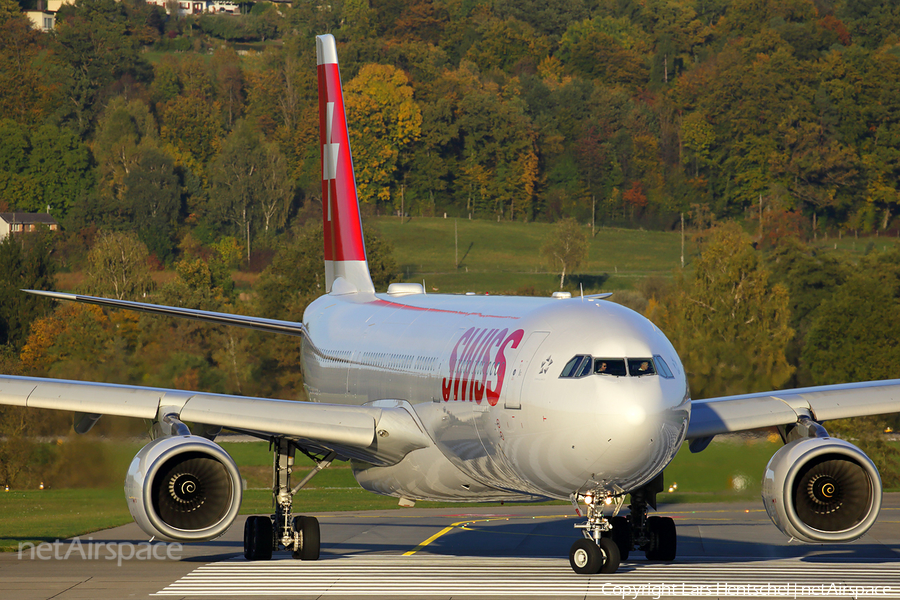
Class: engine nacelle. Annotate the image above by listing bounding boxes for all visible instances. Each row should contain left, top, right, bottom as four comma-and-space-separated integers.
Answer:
762, 436, 882, 543
125, 435, 242, 542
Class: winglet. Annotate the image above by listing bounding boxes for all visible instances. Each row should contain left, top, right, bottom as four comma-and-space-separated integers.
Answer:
316, 34, 375, 295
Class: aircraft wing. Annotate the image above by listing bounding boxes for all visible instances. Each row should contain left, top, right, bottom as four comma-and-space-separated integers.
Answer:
687, 379, 900, 439
0, 374, 431, 466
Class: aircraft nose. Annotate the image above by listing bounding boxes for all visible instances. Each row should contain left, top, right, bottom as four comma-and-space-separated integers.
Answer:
580, 378, 688, 492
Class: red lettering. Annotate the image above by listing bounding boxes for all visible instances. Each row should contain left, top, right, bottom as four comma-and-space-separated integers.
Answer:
458, 329, 489, 401
473, 328, 504, 403
442, 328, 474, 401
486, 329, 524, 406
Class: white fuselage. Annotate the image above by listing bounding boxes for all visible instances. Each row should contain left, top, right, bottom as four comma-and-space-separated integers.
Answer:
302, 291, 691, 502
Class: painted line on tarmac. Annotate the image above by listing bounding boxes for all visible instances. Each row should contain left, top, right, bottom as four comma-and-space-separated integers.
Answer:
154, 555, 900, 597
402, 514, 573, 556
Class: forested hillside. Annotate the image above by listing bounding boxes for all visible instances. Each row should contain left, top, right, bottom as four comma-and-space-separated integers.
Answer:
3, 0, 900, 487
3, 0, 900, 240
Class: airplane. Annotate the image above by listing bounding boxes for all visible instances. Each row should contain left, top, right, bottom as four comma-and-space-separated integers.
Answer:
1, 33, 898, 575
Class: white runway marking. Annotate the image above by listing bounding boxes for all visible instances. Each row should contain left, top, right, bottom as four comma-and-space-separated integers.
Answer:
154, 555, 900, 597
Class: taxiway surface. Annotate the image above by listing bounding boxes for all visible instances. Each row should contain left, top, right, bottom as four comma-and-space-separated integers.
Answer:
3, 495, 900, 599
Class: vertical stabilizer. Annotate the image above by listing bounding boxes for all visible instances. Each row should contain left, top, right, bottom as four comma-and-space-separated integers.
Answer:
316, 34, 375, 295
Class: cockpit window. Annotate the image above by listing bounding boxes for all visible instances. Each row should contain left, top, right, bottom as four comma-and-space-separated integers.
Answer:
562, 356, 667, 378
575, 356, 593, 377
628, 358, 656, 377
560, 355, 592, 378
594, 358, 627, 377
653, 355, 674, 379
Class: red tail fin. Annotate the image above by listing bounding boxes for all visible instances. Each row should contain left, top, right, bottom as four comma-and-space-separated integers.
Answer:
316, 34, 374, 294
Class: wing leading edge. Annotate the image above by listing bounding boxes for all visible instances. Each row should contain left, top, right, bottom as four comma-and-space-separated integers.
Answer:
688, 379, 900, 440
0, 374, 431, 466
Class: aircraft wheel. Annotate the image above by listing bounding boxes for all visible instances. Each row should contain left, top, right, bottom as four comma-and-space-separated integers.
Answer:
570, 539, 602, 574
243, 516, 273, 561
292, 516, 321, 560
570, 537, 620, 574
598, 537, 621, 574
605, 516, 631, 561
645, 516, 676, 562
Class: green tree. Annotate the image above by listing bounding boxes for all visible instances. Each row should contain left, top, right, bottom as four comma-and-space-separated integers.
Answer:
0, 10, 52, 125
659, 222, 794, 399
766, 238, 849, 386
803, 248, 900, 386
0, 119, 41, 212
123, 147, 181, 261
541, 217, 588, 289
52, 0, 151, 132
27, 123, 94, 219
92, 97, 159, 208
0, 232, 56, 350
209, 119, 265, 249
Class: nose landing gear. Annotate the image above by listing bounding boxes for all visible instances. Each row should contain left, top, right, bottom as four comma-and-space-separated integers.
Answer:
569, 493, 624, 574
568, 475, 677, 574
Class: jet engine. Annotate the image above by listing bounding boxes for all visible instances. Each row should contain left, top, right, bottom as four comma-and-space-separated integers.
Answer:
124, 435, 242, 542
761, 436, 881, 543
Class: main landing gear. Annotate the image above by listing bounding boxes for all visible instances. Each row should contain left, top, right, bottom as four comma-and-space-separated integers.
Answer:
568, 474, 677, 574
243, 437, 335, 561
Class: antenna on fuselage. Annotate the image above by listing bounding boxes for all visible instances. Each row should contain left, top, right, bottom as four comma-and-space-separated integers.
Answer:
580, 283, 584, 302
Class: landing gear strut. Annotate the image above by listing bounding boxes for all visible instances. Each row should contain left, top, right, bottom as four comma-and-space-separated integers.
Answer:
243, 437, 335, 561
568, 474, 677, 574
569, 493, 623, 574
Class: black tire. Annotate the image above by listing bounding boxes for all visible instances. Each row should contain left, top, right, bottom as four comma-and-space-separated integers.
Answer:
243, 516, 273, 561
569, 539, 603, 574
598, 537, 621, 574
645, 516, 676, 562
607, 516, 631, 561
292, 516, 321, 561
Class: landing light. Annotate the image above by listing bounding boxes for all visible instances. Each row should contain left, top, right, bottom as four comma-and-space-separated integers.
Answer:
583, 493, 594, 505
604, 497, 613, 506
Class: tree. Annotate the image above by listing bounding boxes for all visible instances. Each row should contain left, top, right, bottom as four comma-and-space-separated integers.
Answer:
258, 142, 294, 237
344, 64, 422, 209
658, 222, 794, 399
209, 119, 265, 249
52, 0, 151, 132
541, 218, 588, 289
123, 146, 181, 261
803, 248, 900, 386
0, 232, 56, 350
79, 230, 154, 300
0, 9, 52, 125
27, 123, 94, 219
92, 96, 159, 209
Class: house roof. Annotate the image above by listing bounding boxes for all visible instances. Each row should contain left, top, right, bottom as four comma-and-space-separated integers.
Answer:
0, 212, 58, 225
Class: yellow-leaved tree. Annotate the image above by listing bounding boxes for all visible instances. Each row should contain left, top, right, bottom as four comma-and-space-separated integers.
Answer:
344, 64, 422, 209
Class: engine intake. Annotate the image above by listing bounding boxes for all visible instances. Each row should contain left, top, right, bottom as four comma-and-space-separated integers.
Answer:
125, 436, 242, 542
762, 436, 881, 543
